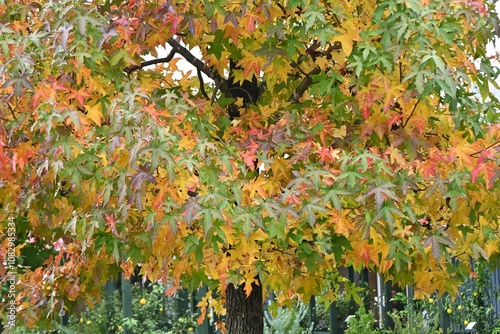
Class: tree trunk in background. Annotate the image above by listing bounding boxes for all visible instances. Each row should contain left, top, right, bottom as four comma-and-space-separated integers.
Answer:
105, 279, 117, 334
121, 275, 133, 334
225, 281, 263, 334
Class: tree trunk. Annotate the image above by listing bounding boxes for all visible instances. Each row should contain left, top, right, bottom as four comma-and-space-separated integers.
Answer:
225, 280, 263, 334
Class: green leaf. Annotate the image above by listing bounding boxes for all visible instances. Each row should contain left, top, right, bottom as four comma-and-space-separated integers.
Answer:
303, 9, 326, 30
208, 29, 226, 59
324, 188, 351, 212
109, 49, 126, 66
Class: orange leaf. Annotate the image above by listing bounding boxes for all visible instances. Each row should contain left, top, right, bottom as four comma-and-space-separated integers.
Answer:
236, 54, 262, 81
12, 142, 36, 172
242, 176, 268, 198
471, 151, 497, 189
329, 210, 354, 235
352, 242, 372, 267
67, 88, 93, 107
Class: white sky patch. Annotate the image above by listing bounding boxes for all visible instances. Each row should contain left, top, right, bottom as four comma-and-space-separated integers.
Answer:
142, 43, 211, 82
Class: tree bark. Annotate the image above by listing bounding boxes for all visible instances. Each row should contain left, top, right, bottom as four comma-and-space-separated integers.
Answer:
225, 280, 263, 334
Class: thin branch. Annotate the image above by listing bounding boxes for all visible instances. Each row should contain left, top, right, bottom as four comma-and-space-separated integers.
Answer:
210, 85, 219, 104
197, 68, 210, 100
7, 102, 17, 119
403, 97, 421, 128
166, 38, 231, 98
159, 77, 174, 89
399, 51, 407, 83
470, 140, 500, 157
325, 42, 342, 58
62, 117, 75, 134
123, 38, 231, 103
124, 49, 176, 75
290, 60, 309, 77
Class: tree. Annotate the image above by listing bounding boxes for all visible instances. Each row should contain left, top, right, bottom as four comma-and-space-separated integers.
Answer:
1, 0, 499, 333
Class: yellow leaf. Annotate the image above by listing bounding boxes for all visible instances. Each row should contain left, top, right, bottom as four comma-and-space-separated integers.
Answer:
386, 146, 408, 168
97, 152, 108, 167
178, 136, 197, 150
413, 270, 439, 296
196, 290, 212, 325
271, 157, 289, 180
244, 271, 259, 297
314, 56, 329, 70
85, 103, 103, 126
332, 20, 361, 56
332, 125, 347, 138
114, 151, 130, 168
485, 241, 499, 258
329, 210, 354, 235
242, 176, 268, 198
250, 228, 268, 242
299, 275, 320, 302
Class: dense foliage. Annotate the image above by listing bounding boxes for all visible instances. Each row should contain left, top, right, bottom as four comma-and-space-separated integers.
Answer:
1, 0, 499, 331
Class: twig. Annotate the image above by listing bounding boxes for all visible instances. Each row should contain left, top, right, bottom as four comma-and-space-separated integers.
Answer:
470, 140, 500, 157
290, 61, 309, 77
124, 49, 176, 75
7, 102, 17, 119
403, 98, 421, 128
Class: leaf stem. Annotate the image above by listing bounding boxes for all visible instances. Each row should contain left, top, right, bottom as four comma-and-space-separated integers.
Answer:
403, 98, 421, 128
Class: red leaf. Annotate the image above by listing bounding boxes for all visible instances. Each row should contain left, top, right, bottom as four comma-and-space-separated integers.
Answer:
471, 150, 497, 189
318, 146, 338, 163
105, 214, 120, 238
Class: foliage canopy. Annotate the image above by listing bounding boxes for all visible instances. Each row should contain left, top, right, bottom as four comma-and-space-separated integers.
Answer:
1, 0, 499, 329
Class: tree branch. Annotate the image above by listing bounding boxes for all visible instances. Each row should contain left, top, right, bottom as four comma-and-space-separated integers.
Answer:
287, 42, 341, 103
289, 67, 321, 103
470, 140, 500, 157
166, 38, 230, 98
123, 38, 231, 101
197, 68, 210, 100
403, 98, 421, 128
124, 49, 176, 75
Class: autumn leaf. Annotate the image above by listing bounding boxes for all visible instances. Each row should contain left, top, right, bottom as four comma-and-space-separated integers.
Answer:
360, 182, 399, 211
84, 102, 103, 126
318, 146, 339, 163
105, 214, 120, 238
183, 197, 201, 226
471, 150, 497, 189
236, 53, 263, 81
2, 0, 500, 330
352, 241, 373, 268
11, 142, 36, 172
424, 233, 454, 260
332, 19, 361, 56
329, 210, 355, 235
68, 87, 93, 107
